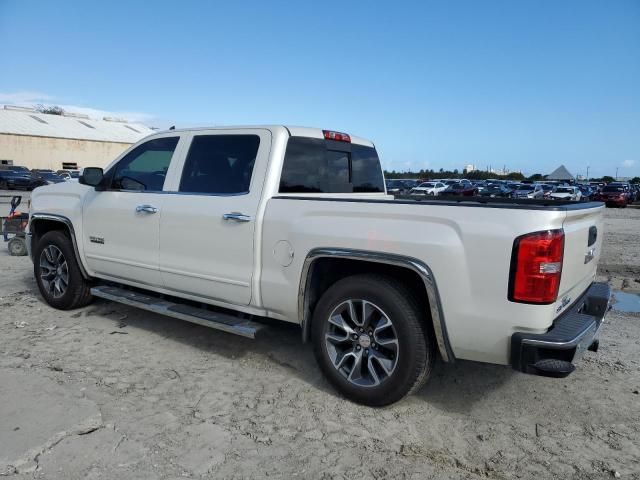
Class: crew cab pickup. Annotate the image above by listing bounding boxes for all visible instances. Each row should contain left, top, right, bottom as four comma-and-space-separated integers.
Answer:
27, 126, 610, 406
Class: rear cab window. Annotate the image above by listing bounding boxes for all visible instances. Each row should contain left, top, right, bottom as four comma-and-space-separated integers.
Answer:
279, 136, 385, 194
179, 135, 260, 195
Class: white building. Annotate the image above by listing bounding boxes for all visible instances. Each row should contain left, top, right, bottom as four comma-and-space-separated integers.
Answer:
0, 105, 154, 171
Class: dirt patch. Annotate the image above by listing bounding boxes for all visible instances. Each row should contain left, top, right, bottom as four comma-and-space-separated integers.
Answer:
0, 207, 638, 478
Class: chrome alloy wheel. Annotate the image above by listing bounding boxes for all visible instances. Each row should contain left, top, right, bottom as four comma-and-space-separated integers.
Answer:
39, 245, 69, 298
325, 299, 399, 387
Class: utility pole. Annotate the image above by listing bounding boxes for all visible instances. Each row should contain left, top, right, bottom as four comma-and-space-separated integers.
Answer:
586, 165, 589, 182
616, 167, 619, 180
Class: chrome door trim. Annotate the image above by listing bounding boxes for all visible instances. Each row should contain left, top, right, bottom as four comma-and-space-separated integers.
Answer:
222, 212, 252, 222
298, 247, 455, 363
29, 213, 90, 279
135, 204, 159, 214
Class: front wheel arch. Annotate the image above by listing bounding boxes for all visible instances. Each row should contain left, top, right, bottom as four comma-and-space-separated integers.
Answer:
30, 215, 90, 280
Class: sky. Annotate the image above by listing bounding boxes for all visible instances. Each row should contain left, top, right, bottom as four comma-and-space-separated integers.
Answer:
0, 0, 638, 178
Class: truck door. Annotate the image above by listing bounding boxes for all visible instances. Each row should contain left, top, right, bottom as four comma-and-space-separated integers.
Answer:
82, 135, 184, 287
158, 129, 272, 306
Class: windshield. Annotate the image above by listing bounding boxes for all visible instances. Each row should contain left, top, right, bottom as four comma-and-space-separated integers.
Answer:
540, 184, 553, 191
449, 184, 465, 190
603, 186, 625, 192
386, 180, 404, 188
556, 187, 573, 193
516, 185, 534, 191
418, 182, 436, 188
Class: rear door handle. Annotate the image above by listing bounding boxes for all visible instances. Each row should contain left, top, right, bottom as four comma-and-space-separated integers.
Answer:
223, 212, 251, 222
136, 204, 158, 214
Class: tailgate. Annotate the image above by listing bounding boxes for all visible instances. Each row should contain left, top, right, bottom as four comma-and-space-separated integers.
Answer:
557, 204, 605, 308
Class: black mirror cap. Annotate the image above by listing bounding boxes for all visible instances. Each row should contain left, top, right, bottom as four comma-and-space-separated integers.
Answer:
79, 167, 104, 188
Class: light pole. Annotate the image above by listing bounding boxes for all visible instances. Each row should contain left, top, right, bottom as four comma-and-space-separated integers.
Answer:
586, 165, 589, 182
616, 167, 619, 180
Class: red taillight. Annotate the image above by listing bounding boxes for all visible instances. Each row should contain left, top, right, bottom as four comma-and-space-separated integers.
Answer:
509, 229, 564, 304
323, 130, 351, 142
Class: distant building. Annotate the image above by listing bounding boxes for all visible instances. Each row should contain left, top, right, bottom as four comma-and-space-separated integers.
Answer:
464, 164, 476, 173
546, 165, 574, 182
0, 105, 154, 170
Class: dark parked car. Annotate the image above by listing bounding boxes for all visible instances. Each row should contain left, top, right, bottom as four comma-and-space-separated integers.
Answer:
441, 183, 479, 197
0, 165, 31, 173
476, 184, 513, 198
594, 185, 630, 207
385, 179, 407, 195
0, 170, 47, 190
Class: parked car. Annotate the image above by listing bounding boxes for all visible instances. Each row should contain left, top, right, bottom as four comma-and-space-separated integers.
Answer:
27, 125, 610, 406
385, 179, 407, 195
594, 185, 630, 207
56, 170, 81, 180
476, 184, 513, 198
549, 186, 582, 201
0, 170, 46, 190
34, 172, 66, 185
538, 184, 555, 198
631, 184, 640, 202
410, 181, 447, 196
0, 165, 31, 173
441, 183, 478, 196
512, 184, 544, 199
577, 185, 595, 200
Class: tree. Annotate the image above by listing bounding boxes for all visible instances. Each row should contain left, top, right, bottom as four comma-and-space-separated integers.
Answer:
36, 104, 64, 115
602, 176, 615, 183
528, 173, 544, 181
630, 177, 640, 184
505, 172, 525, 180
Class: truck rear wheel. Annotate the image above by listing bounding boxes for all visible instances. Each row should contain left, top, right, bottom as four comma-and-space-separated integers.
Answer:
34, 230, 93, 310
311, 274, 435, 406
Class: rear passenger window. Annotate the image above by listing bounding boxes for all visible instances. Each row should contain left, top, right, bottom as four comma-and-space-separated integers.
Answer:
279, 137, 385, 193
179, 135, 260, 194
111, 137, 179, 191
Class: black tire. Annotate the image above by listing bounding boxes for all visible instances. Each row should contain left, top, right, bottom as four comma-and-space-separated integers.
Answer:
8, 237, 27, 256
311, 274, 436, 406
34, 230, 93, 310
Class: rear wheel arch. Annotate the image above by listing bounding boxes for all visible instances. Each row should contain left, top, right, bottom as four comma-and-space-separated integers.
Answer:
299, 248, 454, 363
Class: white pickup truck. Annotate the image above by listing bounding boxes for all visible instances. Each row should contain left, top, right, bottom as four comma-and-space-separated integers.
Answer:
27, 126, 611, 406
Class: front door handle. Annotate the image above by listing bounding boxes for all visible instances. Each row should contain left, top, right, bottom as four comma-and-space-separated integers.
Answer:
223, 212, 251, 222
136, 204, 158, 214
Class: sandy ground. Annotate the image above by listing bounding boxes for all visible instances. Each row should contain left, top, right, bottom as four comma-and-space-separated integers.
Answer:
0, 201, 639, 479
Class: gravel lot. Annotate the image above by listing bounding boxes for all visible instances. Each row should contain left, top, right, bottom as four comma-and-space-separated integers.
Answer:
0, 201, 639, 479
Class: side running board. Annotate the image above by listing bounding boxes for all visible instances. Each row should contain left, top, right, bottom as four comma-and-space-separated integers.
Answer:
90, 285, 264, 339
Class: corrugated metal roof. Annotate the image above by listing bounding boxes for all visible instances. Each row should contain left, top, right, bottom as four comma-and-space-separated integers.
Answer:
0, 107, 154, 143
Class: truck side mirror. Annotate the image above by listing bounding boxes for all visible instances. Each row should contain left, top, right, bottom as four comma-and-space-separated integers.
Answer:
79, 167, 104, 188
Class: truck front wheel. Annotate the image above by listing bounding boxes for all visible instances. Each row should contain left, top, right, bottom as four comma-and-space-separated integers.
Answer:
34, 230, 93, 310
311, 274, 435, 406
